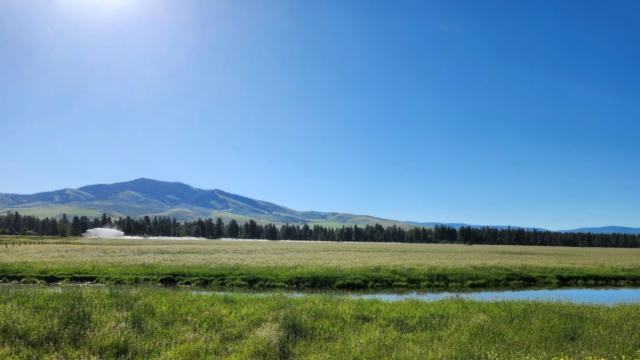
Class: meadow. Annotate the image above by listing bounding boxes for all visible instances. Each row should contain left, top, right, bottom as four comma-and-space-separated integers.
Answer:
1, 236, 640, 359
2, 236, 640, 268
0, 285, 639, 360
1, 236, 640, 290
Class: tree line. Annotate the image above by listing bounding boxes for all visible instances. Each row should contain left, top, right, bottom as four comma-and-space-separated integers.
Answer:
1, 211, 639, 248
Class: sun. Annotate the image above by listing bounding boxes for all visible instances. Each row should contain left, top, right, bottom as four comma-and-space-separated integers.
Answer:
86, 0, 128, 10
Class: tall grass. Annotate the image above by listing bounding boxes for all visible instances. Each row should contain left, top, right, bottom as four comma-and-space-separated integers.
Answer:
0, 286, 638, 359
2, 263, 640, 290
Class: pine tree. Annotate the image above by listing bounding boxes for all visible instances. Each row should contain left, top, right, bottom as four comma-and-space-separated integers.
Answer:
71, 216, 83, 236
215, 218, 225, 238
227, 219, 239, 238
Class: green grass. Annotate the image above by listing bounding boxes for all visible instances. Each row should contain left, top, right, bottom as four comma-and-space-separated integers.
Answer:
0, 206, 113, 219
0, 285, 639, 359
1, 237, 639, 358
1, 236, 640, 290
2, 263, 640, 290
3, 236, 640, 269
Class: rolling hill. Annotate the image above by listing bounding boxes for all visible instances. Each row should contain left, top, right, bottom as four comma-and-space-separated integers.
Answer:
0, 178, 409, 226
2, 179, 638, 233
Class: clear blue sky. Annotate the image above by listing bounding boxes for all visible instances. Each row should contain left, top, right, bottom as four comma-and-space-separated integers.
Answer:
1, 0, 639, 230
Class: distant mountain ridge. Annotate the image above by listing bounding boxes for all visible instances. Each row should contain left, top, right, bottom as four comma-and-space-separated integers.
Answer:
1, 178, 638, 233
0, 178, 408, 226
407, 221, 640, 235
406, 221, 545, 231
561, 226, 640, 235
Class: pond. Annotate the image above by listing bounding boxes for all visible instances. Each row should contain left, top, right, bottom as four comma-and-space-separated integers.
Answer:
194, 288, 640, 305
4, 283, 640, 305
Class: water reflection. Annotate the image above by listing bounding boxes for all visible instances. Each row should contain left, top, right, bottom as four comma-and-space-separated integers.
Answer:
193, 288, 640, 305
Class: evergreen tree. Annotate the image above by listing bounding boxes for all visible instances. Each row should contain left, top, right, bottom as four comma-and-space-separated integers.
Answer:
215, 218, 225, 238
71, 216, 83, 236
227, 219, 240, 238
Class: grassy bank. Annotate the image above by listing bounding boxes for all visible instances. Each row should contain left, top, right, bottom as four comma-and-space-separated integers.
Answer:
0, 285, 639, 359
2, 263, 640, 290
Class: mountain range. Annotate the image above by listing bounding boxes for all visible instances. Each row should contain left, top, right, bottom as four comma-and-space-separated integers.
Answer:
407, 222, 640, 235
1, 178, 638, 234
0, 178, 407, 227
561, 226, 640, 235
406, 222, 546, 231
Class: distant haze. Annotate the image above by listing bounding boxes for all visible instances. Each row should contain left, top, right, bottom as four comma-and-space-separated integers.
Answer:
83, 228, 124, 238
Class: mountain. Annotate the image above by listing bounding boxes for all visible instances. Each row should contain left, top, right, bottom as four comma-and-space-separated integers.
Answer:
0, 178, 409, 227
2, 179, 637, 233
408, 222, 640, 235
406, 221, 545, 231
561, 226, 640, 235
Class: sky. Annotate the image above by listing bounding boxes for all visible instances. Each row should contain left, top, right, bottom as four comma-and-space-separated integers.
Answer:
1, 0, 639, 230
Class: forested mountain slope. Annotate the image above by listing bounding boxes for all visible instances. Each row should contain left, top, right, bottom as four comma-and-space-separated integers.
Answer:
0, 178, 407, 226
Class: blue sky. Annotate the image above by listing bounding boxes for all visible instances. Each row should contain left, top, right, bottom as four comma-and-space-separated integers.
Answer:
1, 0, 639, 229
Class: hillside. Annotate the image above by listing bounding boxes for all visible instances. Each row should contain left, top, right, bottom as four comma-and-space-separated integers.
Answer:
2, 179, 638, 233
0, 178, 409, 226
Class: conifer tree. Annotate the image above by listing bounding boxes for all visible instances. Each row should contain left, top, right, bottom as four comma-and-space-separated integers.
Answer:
227, 219, 240, 238
215, 218, 225, 238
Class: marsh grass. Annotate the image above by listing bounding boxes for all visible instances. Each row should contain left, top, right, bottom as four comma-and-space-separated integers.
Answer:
0, 286, 639, 359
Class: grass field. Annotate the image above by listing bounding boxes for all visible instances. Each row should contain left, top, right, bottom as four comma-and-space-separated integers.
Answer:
1, 236, 640, 359
0, 285, 639, 360
2, 236, 640, 268
1, 236, 639, 290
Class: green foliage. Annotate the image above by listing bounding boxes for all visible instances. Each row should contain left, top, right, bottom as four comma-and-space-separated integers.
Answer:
0, 286, 639, 359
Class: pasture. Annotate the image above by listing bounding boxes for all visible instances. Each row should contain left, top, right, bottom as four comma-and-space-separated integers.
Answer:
1, 236, 639, 268
1, 236, 640, 359
1, 236, 639, 290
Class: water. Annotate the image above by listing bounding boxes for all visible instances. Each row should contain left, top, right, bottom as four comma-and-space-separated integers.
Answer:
4, 283, 639, 305
351, 288, 640, 305
193, 288, 640, 305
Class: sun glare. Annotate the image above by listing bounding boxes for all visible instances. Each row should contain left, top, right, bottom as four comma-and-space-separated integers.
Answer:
59, 0, 130, 11
85, 0, 128, 11
56, 0, 136, 21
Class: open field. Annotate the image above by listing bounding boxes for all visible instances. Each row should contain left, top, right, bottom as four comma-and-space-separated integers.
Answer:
2, 236, 640, 268
1, 236, 640, 290
0, 285, 639, 360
